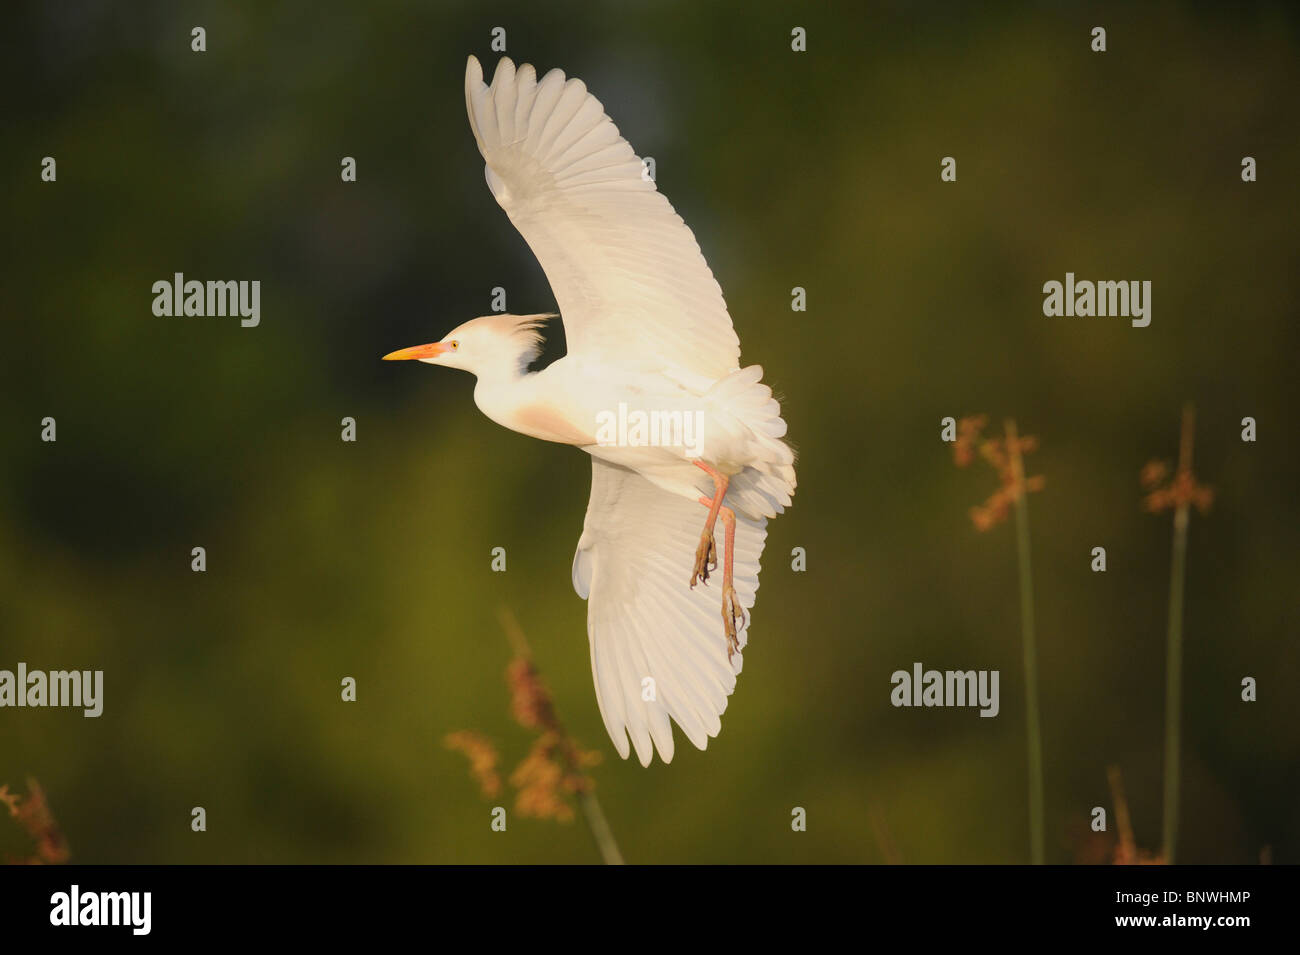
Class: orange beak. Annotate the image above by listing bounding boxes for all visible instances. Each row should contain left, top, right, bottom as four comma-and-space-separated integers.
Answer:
382, 341, 450, 361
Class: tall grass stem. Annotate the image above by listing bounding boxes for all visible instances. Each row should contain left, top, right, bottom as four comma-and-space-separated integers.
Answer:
1006, 419, 1045, 865
498, 607, 626, 865
1161, 404, 1195, 864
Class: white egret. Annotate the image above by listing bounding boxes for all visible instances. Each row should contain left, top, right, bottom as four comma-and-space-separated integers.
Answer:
384, 56, 796, 766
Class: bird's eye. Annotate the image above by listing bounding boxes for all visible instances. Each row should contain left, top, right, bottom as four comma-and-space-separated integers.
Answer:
450, 341, 459, 350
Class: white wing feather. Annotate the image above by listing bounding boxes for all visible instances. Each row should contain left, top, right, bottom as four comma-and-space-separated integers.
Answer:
464, 55, 742, 380
572, 459, 766, 765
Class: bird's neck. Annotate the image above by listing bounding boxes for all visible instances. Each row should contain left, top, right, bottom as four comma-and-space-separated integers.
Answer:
473, 343, 537, 389
471, 360, 591, 446
471, 351, 535, 417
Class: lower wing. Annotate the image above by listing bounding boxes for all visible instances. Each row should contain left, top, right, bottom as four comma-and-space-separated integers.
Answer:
571, 458, 767, 765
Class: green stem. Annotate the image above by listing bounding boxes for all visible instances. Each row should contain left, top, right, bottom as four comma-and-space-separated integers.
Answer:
498, 606, 626, 865
1162, 404, 1195, 864
1007, 420, 1044, 865
578, 790, 625, 865
1161, 509, 1188, 863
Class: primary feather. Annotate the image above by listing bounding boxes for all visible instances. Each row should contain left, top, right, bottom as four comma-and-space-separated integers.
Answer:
465, 55, 743, 381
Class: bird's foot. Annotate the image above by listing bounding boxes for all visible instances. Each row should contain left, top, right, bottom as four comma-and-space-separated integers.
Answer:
721, 583, 746, 661
689, 532, 717, 588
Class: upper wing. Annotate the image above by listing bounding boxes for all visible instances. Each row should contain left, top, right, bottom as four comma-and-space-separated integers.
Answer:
464, 55, 742, 381
571, 458, 767, 765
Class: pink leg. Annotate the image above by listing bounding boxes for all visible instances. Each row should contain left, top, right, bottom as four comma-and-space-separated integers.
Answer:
689, 460, 729, 588
697, 495, 745, 661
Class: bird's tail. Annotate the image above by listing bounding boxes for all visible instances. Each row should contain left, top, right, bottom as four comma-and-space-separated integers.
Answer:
706, 365, 797, 520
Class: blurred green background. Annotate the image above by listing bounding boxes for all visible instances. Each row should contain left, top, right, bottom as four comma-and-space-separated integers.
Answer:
3, 1, 1297, 864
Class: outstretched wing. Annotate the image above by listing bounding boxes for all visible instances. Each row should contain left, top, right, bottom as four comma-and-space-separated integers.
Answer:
571, 459, 766, 765
464, 55, 741, 381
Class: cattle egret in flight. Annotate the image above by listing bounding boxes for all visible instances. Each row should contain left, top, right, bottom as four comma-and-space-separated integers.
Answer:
384, 56, 796, 765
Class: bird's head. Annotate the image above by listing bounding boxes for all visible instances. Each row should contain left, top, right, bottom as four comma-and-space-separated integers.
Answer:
382, 313, 554, 378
